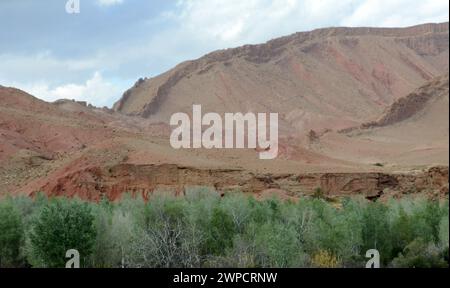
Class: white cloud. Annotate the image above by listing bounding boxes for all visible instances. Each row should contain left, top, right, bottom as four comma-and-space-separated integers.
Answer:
0, 51, 102, 84
169, 0, 310, 46
167, 0, 448, 48
1, 72, 125, 108
341, 0, 449, 27
96, 0, 124, 7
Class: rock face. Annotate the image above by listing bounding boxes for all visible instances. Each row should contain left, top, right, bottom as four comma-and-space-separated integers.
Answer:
113, 22, 449, 137
27, 164, 448, 202
360, 75, 449, 129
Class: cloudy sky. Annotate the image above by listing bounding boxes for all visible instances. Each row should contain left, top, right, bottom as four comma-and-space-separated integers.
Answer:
0, 0, 448, 107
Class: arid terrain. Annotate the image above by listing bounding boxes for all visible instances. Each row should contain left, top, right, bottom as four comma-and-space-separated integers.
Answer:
0, 22, 448, 201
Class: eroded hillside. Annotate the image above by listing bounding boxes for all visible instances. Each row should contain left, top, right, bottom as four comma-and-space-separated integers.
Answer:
0, 23, 448, 201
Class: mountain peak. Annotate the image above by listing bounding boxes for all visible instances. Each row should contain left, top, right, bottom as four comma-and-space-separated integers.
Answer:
113, 22, 448, 137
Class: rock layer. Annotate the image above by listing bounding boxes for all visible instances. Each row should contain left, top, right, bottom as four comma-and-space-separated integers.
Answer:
29, 164, 449, 201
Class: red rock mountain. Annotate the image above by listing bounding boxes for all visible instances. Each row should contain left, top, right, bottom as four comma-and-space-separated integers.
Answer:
0, 23, 448, 201
113, 22, 449, 138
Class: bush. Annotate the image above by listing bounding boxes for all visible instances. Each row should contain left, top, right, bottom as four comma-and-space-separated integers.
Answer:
251, 221, 305, 267
312, 187, 325, 199
0, 201, 24, 267
203, 207, 236, 256
90, 200, 134, 268
311, 250, 340, 268
391, 238, 448, 268
128, 196, 187, 268
362, 201, 392, 264
390, 206, 415, 258
439, 216, 449, 249
408, 199, 444, 243
29, 199, 96, 268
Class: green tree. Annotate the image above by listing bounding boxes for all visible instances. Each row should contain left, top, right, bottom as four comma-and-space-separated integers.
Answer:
0, 201, 24, 267
90, 200, 122, 268
252, 221, 305, 267
204, 207, 236, 256
409, 199, 443, 243
390, 206, 414, 258
439, 216, 449, 249
128, 197, 188, 268
362, 201, 392, 264
29, 199, 96, 268
420, 201, 443, 243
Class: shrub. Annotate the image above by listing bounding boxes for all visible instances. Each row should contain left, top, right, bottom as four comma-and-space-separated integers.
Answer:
361, 201, 392, 264
312, 187, 325, 199
439, 216, 449, 249
129, 196, 187, 268
203, 207, 236, 256
391, 238, 448, 268
311, 250, 340, 268
409, 198, 443, 243
0, 201, 24, 267
251, 221, 305, 268
90, 200, 134, 268
390, 206, 415, 258
29, 199, 96, 268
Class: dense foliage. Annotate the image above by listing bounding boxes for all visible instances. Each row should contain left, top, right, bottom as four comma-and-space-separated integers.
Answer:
0, 189, 448, 268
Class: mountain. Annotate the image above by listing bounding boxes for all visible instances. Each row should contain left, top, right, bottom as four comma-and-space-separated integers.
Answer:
113, 22, 449, 139
0, 23, 449, 201
313, 75, 449, 166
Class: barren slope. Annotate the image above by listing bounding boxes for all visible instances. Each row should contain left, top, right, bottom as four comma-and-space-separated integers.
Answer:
114, 23, 449, 139
2, 85, 447, 201
313, 75, 449, 166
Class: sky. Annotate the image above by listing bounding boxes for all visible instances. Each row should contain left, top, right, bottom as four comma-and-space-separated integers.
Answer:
0, 0, 448, 107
